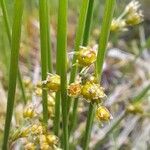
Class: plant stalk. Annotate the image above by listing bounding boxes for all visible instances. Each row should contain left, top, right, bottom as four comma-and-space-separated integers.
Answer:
83, 0, 116, 149
39, 0, 49, 123
57, 0, 68, 149
2, 0, 24, 149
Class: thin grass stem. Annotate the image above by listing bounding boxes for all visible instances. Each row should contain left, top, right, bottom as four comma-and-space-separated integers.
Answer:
0, 0, 27, 104
69, 0, 95, 136
83, 0, 116, 149
39, 0, 49, 123
2, 0, 24, 149
57, 0, 68, 149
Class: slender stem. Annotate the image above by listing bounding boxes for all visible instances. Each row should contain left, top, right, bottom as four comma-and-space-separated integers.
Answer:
69, 0, 90, 83
39, 0, 49, 123
83, 1, 116, 150
132, 83, 150, 103
0, 0, 27, 104
82, 0, 95, 46
57, 0, 68, 149
96, 0, 116, 79
67, 0, 90, 114
54, 92, 61, 136
83, 103, 96, 150
2, 0, 24, 149
69, 0, 95, 136
46, 0, 53, 72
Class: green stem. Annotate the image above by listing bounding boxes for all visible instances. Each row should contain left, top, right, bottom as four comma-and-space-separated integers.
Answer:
2, 0, 24, 149
82, 0, 95, 46
83, 103, 96, 150
46, 0, 53, 72
39, 0, 49, 123
57, 0, 68, 149
67, 0, 90, 116
69, 0, 95, 136
0, 0, 27, 104
83, 0, 116, 149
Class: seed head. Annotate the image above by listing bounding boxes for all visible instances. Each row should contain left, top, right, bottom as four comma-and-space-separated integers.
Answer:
96, 106, 111, 122
23, 106, 36, 119
125, 0, 141, 14
47, 134, 58, 146
42, 74, 60, 92
81, 82, 106, 102
125, 11, 143, 25
77, 46, 96, 67
111, 19, 127, 32
68, 82, 81, 97
126, 103, 143, 114
24, 142, 36, 150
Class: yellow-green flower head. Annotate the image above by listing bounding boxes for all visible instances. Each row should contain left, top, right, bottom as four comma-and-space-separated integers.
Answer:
126, 103, 143, 114
68, 82, 81, 97
125, 0, 141, 14
24, 142, 36, 150
40, 142, 50, 150
111, 19, 127, 32
46, 134, 58, 146
77, 46, 96, 67
125, 11, 143, 26
23, 106, 36, 119
81, 82, 106, 102
96, 106, 111, 122
42, 73, 60, 92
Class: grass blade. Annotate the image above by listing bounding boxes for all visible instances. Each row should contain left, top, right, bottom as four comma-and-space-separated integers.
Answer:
2, 0, 24, 149
0, 0, 27, 104
69, 0, 95, 136
57, 0, 68, 149
83, 0, 116, 149
39, 0, 49, 123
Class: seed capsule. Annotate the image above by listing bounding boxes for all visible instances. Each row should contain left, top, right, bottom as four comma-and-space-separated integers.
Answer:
125, 11, 143, 26
126, 103, 143, 114
42, 74, 60, 92
24, 142, 36, 150
77, 46, 96, 67
81, 82, 106, 102
23, 106, 36, 118
111, 19, 127, 32
96, 106, 111, 122
68, 83, 81, 97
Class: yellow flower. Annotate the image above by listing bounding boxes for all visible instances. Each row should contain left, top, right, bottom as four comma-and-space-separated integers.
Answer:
42, 74, 60, 92
111, 19, 127, 32
23, 106, 36, 118
126, 103, 143, 114
68, 82, 81, 97
125, 11, 143, 26
96, 106, 111, 122
81, 82, 106, 102
24, 142, 36, 150
77, 46, 96, 66
125, 0, 141, 14
47, 134, 58, 146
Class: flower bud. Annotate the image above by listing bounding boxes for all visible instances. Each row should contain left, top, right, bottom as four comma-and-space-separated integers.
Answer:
81, 82, 106, 102
68, 82, 81, 97
23, 106, 36, 118
126, 103, 143, 114
24, 142, 36, 150
42, 74, 60, 92
96, 106, 111, 122
77, 46, 96, 67
111, 19, 127, 32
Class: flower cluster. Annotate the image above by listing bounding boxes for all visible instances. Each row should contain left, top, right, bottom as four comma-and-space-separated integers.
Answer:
10, 105, 60, 150
111, 0, 143, 32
